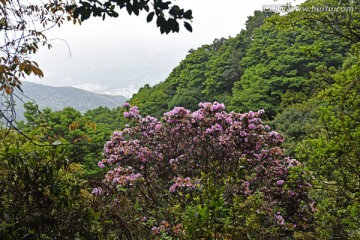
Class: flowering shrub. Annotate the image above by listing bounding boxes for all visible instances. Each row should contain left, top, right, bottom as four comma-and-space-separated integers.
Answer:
95, 102, 315, 239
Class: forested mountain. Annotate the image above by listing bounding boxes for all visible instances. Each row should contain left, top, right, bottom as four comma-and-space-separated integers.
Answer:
14, 82, 127, 120
1, 0, 360, 239
21, 81, 127, 110
130, 10, 349, 119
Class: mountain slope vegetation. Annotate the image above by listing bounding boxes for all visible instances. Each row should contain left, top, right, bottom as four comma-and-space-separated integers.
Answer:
14, 82, 127, 120
1, 0, 360, 238
130, 10, 349, 119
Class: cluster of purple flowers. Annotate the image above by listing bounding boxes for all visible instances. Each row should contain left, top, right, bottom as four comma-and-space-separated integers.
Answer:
276, 212, 285, 225
151, 220, 170, 235
122, 102, 131, 108
123, 106, 140, 118
169, 176, 197, 192
95, 102, 314, 235
277, 180, 285, 186
91, 187, 102, 196
151, 221, 184, 237
164, 107, 191, 124
105, 166, 143, 187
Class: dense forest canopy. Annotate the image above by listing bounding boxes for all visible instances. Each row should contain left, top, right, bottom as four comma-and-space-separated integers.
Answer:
130, 8, 351, 120
1, 0, 360, 239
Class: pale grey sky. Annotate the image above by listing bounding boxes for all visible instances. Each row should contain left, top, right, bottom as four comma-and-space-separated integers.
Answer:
27, 0, 302, 98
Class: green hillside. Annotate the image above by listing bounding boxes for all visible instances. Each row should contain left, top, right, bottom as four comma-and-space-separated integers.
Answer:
130, 10, 350, 120
14, 81, 127, 120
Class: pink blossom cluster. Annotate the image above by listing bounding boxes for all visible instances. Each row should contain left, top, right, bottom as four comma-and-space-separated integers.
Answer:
123, 106, 140, 118
276, 212, 285, 225
151, 221, 184, 237
164, 106, 191, 124
169, 176, 197, 192
151, 220, 170, 235
105, 166, 143, 187
91, 187, 102, 196
97, 102, 314, 234
122, 102, 131, 108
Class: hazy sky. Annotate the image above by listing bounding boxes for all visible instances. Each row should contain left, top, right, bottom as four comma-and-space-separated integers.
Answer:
27, 0, 303, 98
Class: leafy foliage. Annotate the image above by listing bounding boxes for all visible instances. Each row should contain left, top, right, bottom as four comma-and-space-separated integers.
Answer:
297, 45, 360, 239
0, 129, 92, 239
68, 0, 193, 34
16, 103, 121, 175
271, 0, 360, 44
0, 101, 140, 238
230, 18, 348, 119
271, 100, 322, 156
0, 0, 77, 96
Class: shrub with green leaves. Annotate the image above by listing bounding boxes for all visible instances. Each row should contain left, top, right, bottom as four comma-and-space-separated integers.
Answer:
95, 102, 315, 239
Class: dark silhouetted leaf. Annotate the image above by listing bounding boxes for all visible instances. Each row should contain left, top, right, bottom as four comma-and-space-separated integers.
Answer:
184, 10, 192, 19
147, 12, 155, 22
184, 21, 192, 32
65, 4, 77, 12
